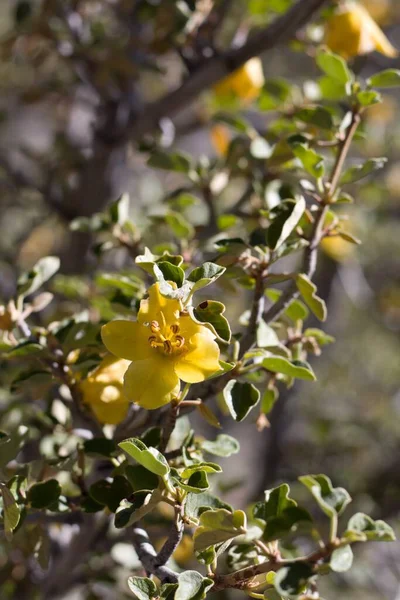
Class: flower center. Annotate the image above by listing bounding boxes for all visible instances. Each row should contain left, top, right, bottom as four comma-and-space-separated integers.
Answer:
148, 318, 185, 355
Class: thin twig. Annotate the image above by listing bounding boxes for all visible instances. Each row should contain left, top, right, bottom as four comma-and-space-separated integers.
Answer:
263, 109, 362, 325
126, 0, 330, 143
132, 527, 179, 583
155, 516, 184, 567
239, 267, 267, 356
159, 400, 180, 453
212, 543, 335, 591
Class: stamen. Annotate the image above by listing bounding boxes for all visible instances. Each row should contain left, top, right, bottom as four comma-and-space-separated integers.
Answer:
174, 335, 184, 348
163, 340, 173, 353
170, 324, 179, 334
148, 336, 159, 348
160, 311, 167, 328
150, 320, 160, 333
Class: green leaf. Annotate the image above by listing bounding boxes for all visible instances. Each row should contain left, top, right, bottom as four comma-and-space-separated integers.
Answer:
295, 274, 327, 321
17, 256, 60, 297
212, 111, 251, 133
128, 577, 158, 600
193, 509, 247, 551
185, 492, 232, 520
262, 356, 316, 381
96, 273, 143, 295
257, 320, 280, 348
0, 485, 20, 541
160, 583, 179, 600
193, 300, 231, 342
201, 434, 240, 457
83, 438, 117, 457
0, 427, 29, 468
109, 193, 130, 224
292, 144, 325, 178
223, 380, 260, 422
261, 387, 278, 415
197, 403, 221, 428
10, 368, 52, 393
114, 490, 162, 528
304, 328, 335, 346
187, 262, 226, 292
154, 261, 185, 287
27, 479, 61, 509
175, 571, 214, 600
181, 463, 222, 478
119, 438, 170, 477
7, 342, 44, 357
318, 75, 347, 100
136, 247, 159, 274
153, 265, 191, 301
274, 562, 314, 598
330, 545, 353, 572
148, 150, 192, 173
299, 474, 351, 518
165, 212, 195, 239
267, 197, 306, 250
217, 214, 238, 231
356, 90, 382, 107
295, 106, 333, 130
367, 69, 400, 89
175, 471, 210, 494
266, 289, 309, 321
316, 50, 352, 85
125, 465, 159, 492
253, 484, 312, 542
345, 513, 396, 542
340, 157, 387, 184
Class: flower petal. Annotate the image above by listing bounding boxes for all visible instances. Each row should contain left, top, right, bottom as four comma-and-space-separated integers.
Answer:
124, 355, 180, 409
138, 283, 181, 325
177, 312, 205, 339
93, 356, 130, 383
101, 320, 152, 361
175, 331, 221, 383
90, 397, 129, 425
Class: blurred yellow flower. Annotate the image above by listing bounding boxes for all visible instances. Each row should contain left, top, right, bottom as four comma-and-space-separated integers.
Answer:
325, 1, 398, 59
361, 0, 391, 25
321, 235, 354, 263
210, 124, 231, 156
213, 57, 264, 103
101, 283, 221, 410
80, 355, 130, 424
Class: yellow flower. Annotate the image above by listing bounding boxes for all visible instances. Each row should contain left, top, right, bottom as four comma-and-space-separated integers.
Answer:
325, 1, 398, 60
101, 283, 221, 410
321, 235, 354, 263
80, 355, 130, 424
361, 0, 391, 25
210, 124, 231, 156
213, 58, 265, 103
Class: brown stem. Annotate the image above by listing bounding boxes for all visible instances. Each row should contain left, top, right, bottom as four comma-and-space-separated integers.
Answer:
263, 109, 362, 325
212, 543, 335, 591
132, 527, 179, 583
239, 268, 267, 356
159, 400, 180, 453
125, 0, 330, 143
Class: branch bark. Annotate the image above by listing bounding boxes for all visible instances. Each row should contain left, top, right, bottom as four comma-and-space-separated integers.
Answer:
132, 527, 179, 583
125, 0, 330, 143
263, 110, 362, 324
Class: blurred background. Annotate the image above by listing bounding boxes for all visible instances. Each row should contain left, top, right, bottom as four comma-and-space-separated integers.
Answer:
0, 0, 400, 599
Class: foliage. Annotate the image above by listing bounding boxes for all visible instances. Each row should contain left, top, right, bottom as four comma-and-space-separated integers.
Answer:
0, 1, 398, 599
